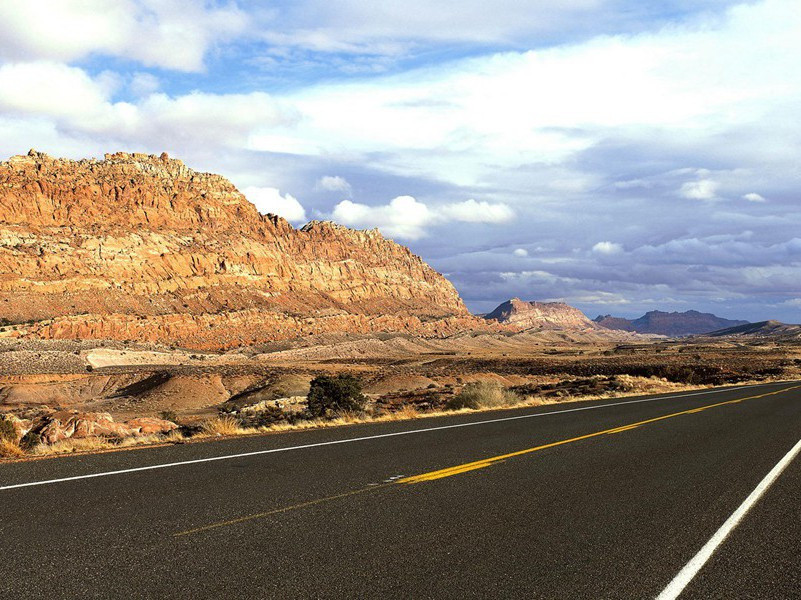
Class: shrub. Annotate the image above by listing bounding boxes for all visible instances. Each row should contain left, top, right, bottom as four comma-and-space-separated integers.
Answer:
306, 374, 366, 418
159, 409, 178, 422
446, 381, 522, 410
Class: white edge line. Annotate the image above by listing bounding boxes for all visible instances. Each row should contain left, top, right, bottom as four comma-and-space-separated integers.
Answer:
0, 380, 792, 492
656, 435, 801, 600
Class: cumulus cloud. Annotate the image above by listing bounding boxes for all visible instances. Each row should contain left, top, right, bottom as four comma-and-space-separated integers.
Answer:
0, 61, 298, 152
592, 241, 623, 254
680, 179, 720, 200
0, 0, 246, 72
316, 175, 352, 193
513, 248, 529, 257
331, 196, 514, 239
438, 199, 514, 223
0, 61, 118, 121
333, 196, 430, 239
243, 186, 307, 223
743, 192, 766, 202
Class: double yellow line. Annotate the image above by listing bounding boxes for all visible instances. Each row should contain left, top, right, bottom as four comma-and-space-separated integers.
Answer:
174, 384, 800, 537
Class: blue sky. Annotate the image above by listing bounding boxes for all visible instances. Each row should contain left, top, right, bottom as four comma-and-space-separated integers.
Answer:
1, 0, 800, 322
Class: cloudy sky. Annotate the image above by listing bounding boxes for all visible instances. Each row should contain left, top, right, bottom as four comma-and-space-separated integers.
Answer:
1, 0, 800, 321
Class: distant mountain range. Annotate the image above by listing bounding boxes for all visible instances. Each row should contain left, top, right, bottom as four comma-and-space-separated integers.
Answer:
594, 310, 749, 336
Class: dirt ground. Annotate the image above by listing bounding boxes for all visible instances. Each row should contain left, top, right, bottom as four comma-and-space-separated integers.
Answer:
2, 332, 799, 423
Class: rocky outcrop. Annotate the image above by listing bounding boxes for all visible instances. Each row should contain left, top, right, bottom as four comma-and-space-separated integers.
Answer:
0, 150, 483, 349
593, 315, 635, 332
3, 411, 177, 445
483, 298, 598, 330
594, 310, 749, 336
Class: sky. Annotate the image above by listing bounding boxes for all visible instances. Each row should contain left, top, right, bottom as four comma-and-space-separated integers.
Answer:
0, 0, 800, 322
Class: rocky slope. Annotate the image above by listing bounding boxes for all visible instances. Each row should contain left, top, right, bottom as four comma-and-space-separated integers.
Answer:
703, 320, 801, 340
594, 310, 748, 336
484, 298, 599, 330
0, 150, 484, 349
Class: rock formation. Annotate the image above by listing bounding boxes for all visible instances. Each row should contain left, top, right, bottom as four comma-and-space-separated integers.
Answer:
594, 310, 749, 336
0, 150, 483, 349
483, 298, 598, 330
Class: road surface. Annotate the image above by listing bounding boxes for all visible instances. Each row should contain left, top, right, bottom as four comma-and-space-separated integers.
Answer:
1, 380, 800, 598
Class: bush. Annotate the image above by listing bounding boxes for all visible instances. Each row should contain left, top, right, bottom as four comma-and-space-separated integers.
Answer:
159, 409, 178, 422
0, 417, 16, 442
446, 382, 522, 410
306, 374, 366, 418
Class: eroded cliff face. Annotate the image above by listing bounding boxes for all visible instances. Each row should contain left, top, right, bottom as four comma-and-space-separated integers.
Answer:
483, 298, 598, 330
0, 150, 479, 348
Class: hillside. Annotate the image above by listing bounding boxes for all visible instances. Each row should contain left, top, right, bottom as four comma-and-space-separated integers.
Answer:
0, 150, 485, 349
704, 320, 801, 339
484, 298, 599, 330
595, 310, 748, 336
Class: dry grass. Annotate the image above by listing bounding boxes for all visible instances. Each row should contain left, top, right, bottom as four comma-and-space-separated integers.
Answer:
200, 416, 249, 437
446, 381, 523, 410
0, 439, 24, 458
383, 405, 420, 420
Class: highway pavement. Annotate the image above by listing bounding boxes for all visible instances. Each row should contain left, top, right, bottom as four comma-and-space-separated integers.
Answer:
1, 380, 800, 598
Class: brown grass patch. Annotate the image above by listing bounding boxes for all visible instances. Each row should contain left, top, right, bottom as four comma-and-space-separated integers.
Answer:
200, 416, 250, 437
0, 439, 24, 458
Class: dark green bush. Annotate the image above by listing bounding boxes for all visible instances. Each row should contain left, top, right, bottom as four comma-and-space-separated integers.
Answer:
306, 374, 366, 418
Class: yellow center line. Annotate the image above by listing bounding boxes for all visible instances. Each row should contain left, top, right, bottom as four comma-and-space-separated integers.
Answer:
396, 384, 801, 484
174, 482, 394, 538
172, 384, 800, 536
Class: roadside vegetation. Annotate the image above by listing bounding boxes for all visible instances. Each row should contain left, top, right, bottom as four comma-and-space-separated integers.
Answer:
0, 372, 782, 461
446, 381, 523, 410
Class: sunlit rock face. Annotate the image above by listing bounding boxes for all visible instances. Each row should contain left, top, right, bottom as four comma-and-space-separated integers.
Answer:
0, 150, 482, 349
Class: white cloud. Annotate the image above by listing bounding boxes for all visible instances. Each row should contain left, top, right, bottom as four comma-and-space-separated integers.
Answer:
513, 248, 529, 257
0, 61, 298, 151
680, 179, 720, 200
130, 72, 160, 97
332, 196, 430, 239
592, 241, 623, 254
331, 196, 513, 239
0, 62, 118, 121
743, 192, 766, 202
317, 175, 352, 193
0, 0, 247, 72
438, 199, 514, 223
243, 187, 307, 223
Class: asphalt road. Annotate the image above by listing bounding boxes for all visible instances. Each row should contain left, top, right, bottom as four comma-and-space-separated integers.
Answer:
1, 380, 800, 599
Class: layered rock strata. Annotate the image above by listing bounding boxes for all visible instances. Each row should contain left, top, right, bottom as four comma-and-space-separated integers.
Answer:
0, 150, 482, 349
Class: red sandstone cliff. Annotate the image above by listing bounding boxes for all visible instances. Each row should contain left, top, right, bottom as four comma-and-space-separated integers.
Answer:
0, 150, 482, 349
